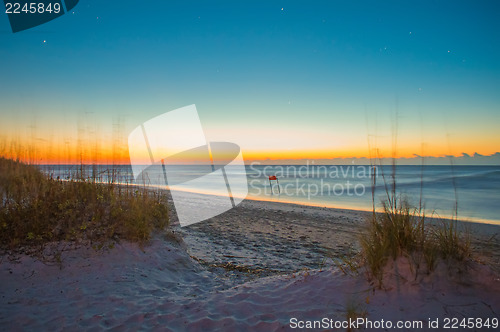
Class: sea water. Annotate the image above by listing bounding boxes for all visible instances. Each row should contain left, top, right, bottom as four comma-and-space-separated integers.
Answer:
39, 164, 500, 225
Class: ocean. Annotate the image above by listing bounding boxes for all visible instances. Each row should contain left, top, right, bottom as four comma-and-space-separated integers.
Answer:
39, 164, 500, 225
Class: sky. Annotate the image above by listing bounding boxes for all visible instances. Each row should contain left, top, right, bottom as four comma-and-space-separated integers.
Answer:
0, 0, 499, 164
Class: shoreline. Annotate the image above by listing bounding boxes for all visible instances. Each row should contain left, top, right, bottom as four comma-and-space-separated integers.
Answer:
165, 187, 500, 235
132, 181, 500, 226
240, 193, 500, 226
38, 163, 500, 226
68, 178, 500, 226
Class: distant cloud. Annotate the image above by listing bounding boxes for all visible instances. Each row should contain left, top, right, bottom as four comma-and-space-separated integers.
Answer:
248, 152, 500, 165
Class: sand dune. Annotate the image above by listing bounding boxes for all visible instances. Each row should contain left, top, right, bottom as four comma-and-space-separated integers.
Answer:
1, 200, 499, 331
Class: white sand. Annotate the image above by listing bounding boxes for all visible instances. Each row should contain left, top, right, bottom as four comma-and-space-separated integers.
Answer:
1, 200, 500, 331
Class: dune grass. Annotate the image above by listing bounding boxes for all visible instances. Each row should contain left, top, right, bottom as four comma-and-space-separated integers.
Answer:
0, 157, 169, 252
360, 164, 471, 286
344, 299, 367, 332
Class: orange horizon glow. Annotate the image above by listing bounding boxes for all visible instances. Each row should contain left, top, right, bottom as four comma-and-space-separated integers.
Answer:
2, 143, 499, 165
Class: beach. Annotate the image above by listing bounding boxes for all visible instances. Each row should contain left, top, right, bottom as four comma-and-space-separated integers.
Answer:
1, 197, 500, 331
178, 199, 367, 276
2, 0, 499, 330
176, 197, 500, 275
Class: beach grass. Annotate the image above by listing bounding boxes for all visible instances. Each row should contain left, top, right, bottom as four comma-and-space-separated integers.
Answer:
360, 163, 471, 286
0, 157, 169, 252
344, 299, 367, 332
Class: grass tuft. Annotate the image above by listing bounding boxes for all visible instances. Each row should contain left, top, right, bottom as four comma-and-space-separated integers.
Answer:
345, 299, 367, 332
360, 194, 471, 287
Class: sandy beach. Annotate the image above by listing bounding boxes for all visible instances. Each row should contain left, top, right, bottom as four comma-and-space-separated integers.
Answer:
178, 198, 500, 276
1, 197, 500, 331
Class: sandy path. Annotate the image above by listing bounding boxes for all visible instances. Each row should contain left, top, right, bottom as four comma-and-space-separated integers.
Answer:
176, 199, 367, 277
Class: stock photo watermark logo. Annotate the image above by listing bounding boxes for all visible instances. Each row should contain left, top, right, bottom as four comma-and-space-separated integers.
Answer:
248, 162, 378, 200
128, 105, 248, 227
3, 0, 79, 33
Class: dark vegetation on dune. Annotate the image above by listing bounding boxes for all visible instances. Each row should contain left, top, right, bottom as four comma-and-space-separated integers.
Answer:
0, 158, 169, 253
358, 158, 471, 287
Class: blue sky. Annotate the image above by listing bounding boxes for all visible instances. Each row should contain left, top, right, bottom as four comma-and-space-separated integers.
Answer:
1, 1, 499, 161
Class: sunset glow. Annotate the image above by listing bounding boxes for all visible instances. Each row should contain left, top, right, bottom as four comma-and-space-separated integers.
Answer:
1, 1, 499, 165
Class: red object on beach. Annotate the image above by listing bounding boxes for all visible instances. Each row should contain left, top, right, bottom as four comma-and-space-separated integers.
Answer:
268, 175, 280, 194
